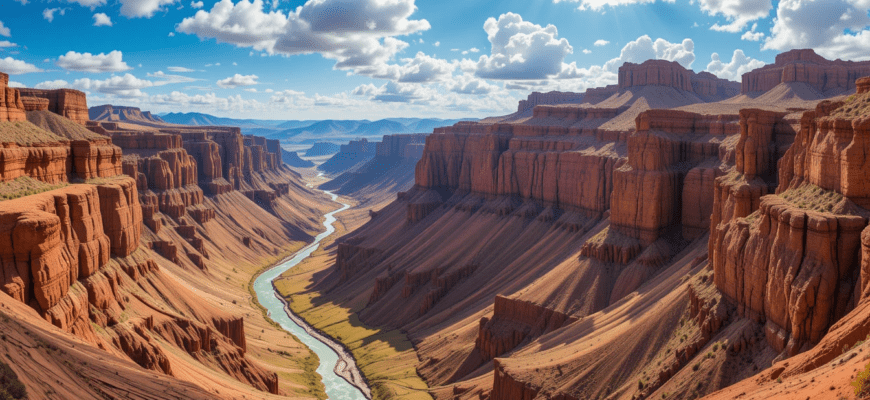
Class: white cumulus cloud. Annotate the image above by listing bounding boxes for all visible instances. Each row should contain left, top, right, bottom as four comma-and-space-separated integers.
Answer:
700, 0, 772, 33
176, 0, 430, 72
552, 0, 667, 11
119, 0, 178, 18
603, 35, 695, 71
705, 49, 765, 81
0, 57, 43, 74
43, 8, 67, 22
475, 12, 573, 80
763, 0, 870, 61
56, 50, 132, 73
216, 73, 259, 88
93, 13, 113, 26
594, 39, 609, 46
0, 21, 10, 37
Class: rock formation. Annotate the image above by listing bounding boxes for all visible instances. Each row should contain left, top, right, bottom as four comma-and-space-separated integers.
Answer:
517, 91, 586, 112
619, 59, 740, 100
89, 104, 166, 124
18, 88, 89, 125
0, 72, 26, 122
741, 49, 870, 94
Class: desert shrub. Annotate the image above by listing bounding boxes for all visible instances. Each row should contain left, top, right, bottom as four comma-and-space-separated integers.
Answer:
0, 360, 27, 399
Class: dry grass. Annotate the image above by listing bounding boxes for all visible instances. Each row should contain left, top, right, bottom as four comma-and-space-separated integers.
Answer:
26, 111, 107, 141
830, 92, 870, 119
0, 120, 66, 145
0, 176, 67, 200
780, 184, 844, 213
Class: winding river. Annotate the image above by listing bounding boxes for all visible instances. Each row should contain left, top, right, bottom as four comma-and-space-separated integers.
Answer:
252, 191, 369, 399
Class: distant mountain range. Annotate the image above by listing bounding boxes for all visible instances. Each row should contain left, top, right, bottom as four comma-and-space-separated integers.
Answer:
156, 112, 474, 145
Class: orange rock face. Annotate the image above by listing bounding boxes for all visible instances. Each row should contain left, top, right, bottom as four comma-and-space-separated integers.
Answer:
618, 60, 740, 100
517, 91, 586, 112
741, 49, 870, 94
712, 196, 865, 354
20, 96, 49, 112
0, 72, 26, 122
0, 143, 70, 183
777, 100, 870, 207
18, 88, 89, 125
0, 182, 137, 313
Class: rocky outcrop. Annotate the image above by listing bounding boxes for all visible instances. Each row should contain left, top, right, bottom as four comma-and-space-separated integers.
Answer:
0, 72, 25, 122
777, 100, 870, 207
0, 179, 138, 317
741, 49, 870, 94
711, 87, 870, 356
610, 110, 736, 245
476, 296, 578, 361
0, 143, 70, 183
21, 97, 49, 112
18, 88, 89, 125
712, 196, 865, 355
517, 91, 585, 112
89, 105, 165, 123
376, 134, 426, 158
70, 139, 124, 180
618, 60, 740, 100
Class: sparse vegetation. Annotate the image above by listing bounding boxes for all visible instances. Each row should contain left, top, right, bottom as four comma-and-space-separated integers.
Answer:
0, 360, 27, 400
0, 176, 68, 201
0, 120, 67, 145
26, 110, 107, 141
853, 362, 870, 397
780, 184, 845, 213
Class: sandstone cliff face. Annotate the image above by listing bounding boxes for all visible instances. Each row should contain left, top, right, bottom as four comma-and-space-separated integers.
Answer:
376, 134, 427, 158
0, 143, 70, 183
476, 296, 577, 361
777, 100, 870, 207
89, 104, 166, 124
710, 87, 870, 357
712, 196, 865, 355
517, 91, 586, 112
609, 110, 737, 244
18, 88, 89, 125
618, 60, 740, 101
0, 180, 137, 320
0, 73, 26, 122
741, 49, 870, 94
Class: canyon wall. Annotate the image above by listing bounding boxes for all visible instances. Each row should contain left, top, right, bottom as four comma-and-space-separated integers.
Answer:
517, 91, 586, 113
619, 60, 740, 100
710, 89, 870, 356
741, 49, 870, 94
18, 88, 89, 125
0, 72, 25, 122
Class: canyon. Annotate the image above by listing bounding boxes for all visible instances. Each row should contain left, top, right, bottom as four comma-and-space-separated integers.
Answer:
272, 49, 870, 400
3, 46, 870, 400
0, 71, 339, 399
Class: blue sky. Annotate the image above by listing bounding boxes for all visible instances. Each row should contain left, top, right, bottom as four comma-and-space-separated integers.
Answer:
1, 0, 868, 120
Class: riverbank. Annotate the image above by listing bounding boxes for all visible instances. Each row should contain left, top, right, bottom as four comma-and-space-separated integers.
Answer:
253, 191, 369, 400
273, 203, 433, 400
272, 291, 372, 398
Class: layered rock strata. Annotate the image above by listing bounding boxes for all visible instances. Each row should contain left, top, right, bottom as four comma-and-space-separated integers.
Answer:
741, 49, 870, 94
0, 72, 26, 122
18, 88, 89, 125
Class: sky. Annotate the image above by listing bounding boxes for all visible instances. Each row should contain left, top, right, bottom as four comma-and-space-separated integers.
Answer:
0, 0, 868, 120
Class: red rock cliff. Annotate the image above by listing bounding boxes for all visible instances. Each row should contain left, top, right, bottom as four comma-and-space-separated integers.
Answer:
0, 72, 26, 122
18, 88, 89, 125
741, 49, 870, 94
